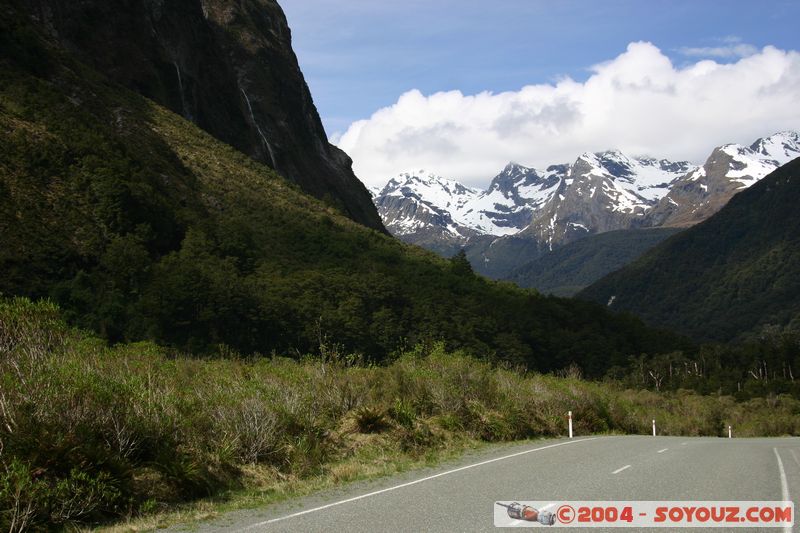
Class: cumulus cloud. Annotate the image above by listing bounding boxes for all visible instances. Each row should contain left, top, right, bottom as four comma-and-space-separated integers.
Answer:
335, 42, 800, 188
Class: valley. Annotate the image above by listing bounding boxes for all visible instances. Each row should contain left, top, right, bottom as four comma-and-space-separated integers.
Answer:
1, 0, 799, 531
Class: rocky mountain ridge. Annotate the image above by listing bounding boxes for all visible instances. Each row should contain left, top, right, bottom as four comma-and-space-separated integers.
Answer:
579, 156, 800, 341
373, 131, 800, 271
373, 164, 566, 254
645, 133, 800, 227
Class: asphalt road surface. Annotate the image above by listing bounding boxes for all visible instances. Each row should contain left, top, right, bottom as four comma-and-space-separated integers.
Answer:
168, 436, 800, 532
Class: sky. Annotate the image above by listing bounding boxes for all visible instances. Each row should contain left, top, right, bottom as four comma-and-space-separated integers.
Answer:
280, 1, 800, 188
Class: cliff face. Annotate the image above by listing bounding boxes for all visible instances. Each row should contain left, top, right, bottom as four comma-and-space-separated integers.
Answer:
23, 0, 385, 231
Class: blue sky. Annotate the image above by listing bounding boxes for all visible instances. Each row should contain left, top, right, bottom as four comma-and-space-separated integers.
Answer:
280, 1, 800, 187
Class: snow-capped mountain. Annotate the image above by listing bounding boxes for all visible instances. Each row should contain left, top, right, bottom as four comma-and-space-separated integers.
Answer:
478, 163, 567, 229
374, 152, 695, 251
372, 172, 483, 254
520, 150, 695, 249
373, 165, 566, 253
645, 131, 800, 227
372, 131, 800, 274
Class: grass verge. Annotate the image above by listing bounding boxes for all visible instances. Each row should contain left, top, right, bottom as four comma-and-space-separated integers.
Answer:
97, 432, 494, 532
2, 297, 799, 531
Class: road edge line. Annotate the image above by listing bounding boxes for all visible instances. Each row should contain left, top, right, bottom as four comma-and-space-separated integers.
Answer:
773, 447, 792, 533
243, 436, 601, 529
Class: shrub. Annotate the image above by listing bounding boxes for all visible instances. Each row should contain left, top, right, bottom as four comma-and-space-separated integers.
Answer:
354, 406, 388, 434
1, 298, 798, 530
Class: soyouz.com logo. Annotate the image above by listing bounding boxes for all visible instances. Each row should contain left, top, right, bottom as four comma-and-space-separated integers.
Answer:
494, 501, 793, 528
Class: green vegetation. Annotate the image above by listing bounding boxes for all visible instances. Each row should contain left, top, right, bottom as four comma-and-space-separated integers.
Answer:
580, 158, 800, 341
2, 298, 799, 530
0, 9, 682, 372
465, 234, 548, 279
613, 323, 800, 398
507, 228, 682, 296
3, 8, 799, 532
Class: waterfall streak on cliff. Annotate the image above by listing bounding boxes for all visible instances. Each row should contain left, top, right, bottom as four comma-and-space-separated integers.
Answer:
241, 89, 277, 169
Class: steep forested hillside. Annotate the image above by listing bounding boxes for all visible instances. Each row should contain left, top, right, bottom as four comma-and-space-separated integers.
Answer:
580, 158, 800, 341
0, 3, 682, 374
18, 0, 384, 231
507, 228, 682, 296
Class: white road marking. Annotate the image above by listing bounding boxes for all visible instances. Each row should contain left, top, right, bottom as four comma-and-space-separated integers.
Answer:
243, 437, 600, 529
681, 442, 688, 446
657, 448, 668, 453
774, 448, 792, 533
612, 464, 631, 474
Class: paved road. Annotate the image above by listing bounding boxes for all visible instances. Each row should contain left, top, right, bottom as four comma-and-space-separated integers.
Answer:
169, 436, 800, 532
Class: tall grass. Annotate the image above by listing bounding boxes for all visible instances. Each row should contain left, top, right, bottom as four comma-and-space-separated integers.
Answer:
1, 298, 798, 530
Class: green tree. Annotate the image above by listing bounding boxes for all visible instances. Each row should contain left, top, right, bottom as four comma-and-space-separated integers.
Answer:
450, 249, 473, 276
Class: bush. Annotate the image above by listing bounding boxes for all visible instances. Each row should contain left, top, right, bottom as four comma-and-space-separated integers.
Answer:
354, 407, 388, 434
1, 298, 798, 530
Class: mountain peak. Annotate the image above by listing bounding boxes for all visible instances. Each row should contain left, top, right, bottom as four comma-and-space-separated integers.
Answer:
749, 131, 800, 163
374, 131, 798, 264
500, 161, 538, 174
598, 148, 629, 160
580, 157, 800, 341
490, 162, 542, 188
577, 151, 599, 163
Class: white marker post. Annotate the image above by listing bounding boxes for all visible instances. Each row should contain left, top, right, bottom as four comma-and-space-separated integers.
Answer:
568, 411, 573, 439
728, 425, 732, 439
652, 419, 656, 436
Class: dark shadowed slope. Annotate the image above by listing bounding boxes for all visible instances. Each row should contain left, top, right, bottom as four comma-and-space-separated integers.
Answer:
507, 227, 682, 296
20, 0, 384, 231
579, 158, 800, 341
0, 2, 682, 370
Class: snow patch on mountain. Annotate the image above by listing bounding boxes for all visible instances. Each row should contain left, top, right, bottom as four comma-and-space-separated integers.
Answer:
719, 132, 800, 187
372, 131, 800, 256
376, 164, 565, 238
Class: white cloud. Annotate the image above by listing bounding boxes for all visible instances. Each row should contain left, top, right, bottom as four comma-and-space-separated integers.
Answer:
678, 43, 758, 58
335, 42, 800, 188
678, 36, 759, 59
